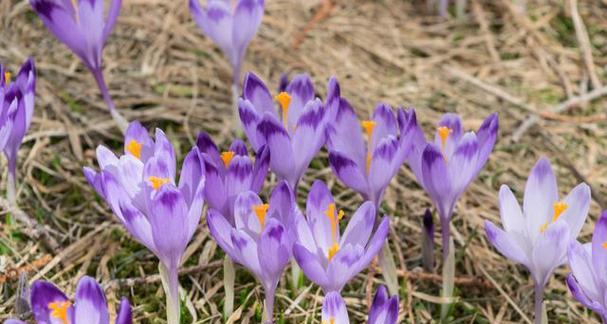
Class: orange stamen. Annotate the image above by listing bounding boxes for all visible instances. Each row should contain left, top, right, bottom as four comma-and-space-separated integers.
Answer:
149, 176, 170, 190
361, 120, 376, 174
253, 203, 270, 228
220, 151, 235, 167
4, 72, 11, 85
540, 201, 569, 233
126, 140, 142, 159
49, 300, 71, 324
275, 92, 291, 129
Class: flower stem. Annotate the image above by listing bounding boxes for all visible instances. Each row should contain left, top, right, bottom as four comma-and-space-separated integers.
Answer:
440, 217, 450, 261
223, 256, 235, 318
263, 285, 275, 324
159, 263, 180, 324
91, 68, 128, 133
231, 63, 242, 136
6, 167, 16, 207
534, 282, 544, 324
440, 237, 455, 321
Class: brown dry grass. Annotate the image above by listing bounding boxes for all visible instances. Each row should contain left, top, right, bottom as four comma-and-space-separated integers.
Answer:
1, 0, 607, 322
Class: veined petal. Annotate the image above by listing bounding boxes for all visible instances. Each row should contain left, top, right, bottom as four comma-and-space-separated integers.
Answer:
207, 209, 239, 261
230, 229, 262, 278
268, 180, 295, 228
474, 112, 498, 174
591, 211, 607, 287
447, 132, 479, 194
400, 108, 429, 189
103, 0, 122, 42
77, 0, 105, 70
115, 298, 133, 324
368, 285, 388, 324
243, 72, 276, 116
292, 99, 326, 177
524, 158, 558, 239
231, 0, 264, 64
153, 128, 176, 179
229, 139, 248, 156
189, 0, 234, 57
148, 186, 190, 266
306, 180, 337, 254
293, 244, 329, 288
258, 219, 290, 283
498, 185, 525, 233
96, 145, 119, 169
420, 144, 453, 219
251, 144, 270, 193
83, 167, 104, 198
356, 216, 389, 269
178, 147, 205, 206
294, 212, 318, 254
239, 98, 264, 151
435, 113, 463, 155
321, 292, 350, 324
195, 131, 222, 168
327, 244, 365, 292
233, 191, 264, 234
559, 183, 591, 239
73, 276, 109, 324
257, 113, 296, 185
568, 241, 601, 303
371, 103, 398, 147
531, 221, 569, 286
368, 135, 399, 201
225, 156, 254, 203
484, 221, 529, 266
328, 151, 367, 195
566, 274, 606, 317
202, 159, 227, 218
326, 97, 366, 167
340, 201, 375, 248
285, 73, 315, 127
30, 280, 70, 324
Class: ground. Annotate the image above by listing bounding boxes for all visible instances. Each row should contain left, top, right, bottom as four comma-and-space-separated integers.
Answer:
1, 0, 607, 323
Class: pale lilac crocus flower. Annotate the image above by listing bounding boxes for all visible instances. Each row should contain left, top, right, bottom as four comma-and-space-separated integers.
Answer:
207, 181, 296, 323
29, 0, 127, 131
327, 99, 415, 208
485, 157, 590, 324
567, 211, 607, 323
239, 72, 328, 192
196, 131, 269, 224
293, 180, 389, 293
405, 110, 498, 258
368, 285, 399, 324
189, 0, 264, 108
5, 276, 131, 324
83, 121, 205, 324
0, 58, 35, 206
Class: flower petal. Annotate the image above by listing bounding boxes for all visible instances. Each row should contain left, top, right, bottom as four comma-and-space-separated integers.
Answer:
30, 280, 69, 324
306, 180, 336, 254
230, 229, 262, 278
258, 219, 290, 285
257, 113, 296, 186
568, 240, 601, 303
293, 243, 329, 288
328, 151, 367, 195
560, 183, 591, 239
115, 298, 133, 324
420, 144, 453, 219
321, 292, 350, 324
591, 211, 607, 287
148, 186, 190, 266
566, 274, 606, 317
291, 99, 326, 180
498, 185, 525, 233
207, 209, 238, 261
474, 112, 498, 174
531, 221, 569, 286
326, 97, 366, 168
484, 221, 529, 266
231, 0, 264, 64
371, 104, 398, 147
447, 132, 479, 194
251, 144, 270, 193
196, 131, 222, 168
340, 201, 375, 248
524, 158, 558, 238
239, 98, 264, 151
285, 73, 315, 127
124, 121, 154, 161
189, 0, 234, 57
73, 276, 109, 324
243, 72, 276, 116
233, 191, 264, 234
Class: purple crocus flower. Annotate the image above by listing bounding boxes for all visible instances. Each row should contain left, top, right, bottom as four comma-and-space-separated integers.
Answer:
196, 131, 269, 224
484, 157, 590, 324
292, 180, 389, 293
368, 285, 399, 324
326, 100, 415, 208
239, 72, 328, 191
321, 292, 349, 324
5, 276, 131, 324
405, 110, 498, 257
0, 58, 36, 206
189, 0, 264, 87
567, 211, 607, 322
206, 181, 296, 323
83, 121, 205, 324
29, 0, 127, 131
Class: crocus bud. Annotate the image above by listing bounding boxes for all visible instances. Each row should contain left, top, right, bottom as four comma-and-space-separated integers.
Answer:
422, 209, 435, 272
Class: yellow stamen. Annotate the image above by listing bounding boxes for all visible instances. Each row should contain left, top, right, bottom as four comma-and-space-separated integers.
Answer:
602, 242, 607, 250
322, 319, 335, 324
253, 203, 269, 228
361, 120, 376, 174
437, 126, 452, 151
540, 201, 569, 233
275, 92, 291, 129
361, 120, 376, 138
220, 151, 235, 167
126, 140, 142, 159
49, 300, 71, 324
4, 72, 11, 85
149, 176, 170, 190
328, 243, 340, 261
552, 201, 568, 222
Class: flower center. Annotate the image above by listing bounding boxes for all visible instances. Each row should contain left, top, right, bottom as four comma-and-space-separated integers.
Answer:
148, 176, 170, 190
322, 318, 336, 324
220, 151, 235, 167
361, 120, 376, 174
275, 92, 291, 129
324, 203, 345, 261
4, 71, 11, 85
253, 203, 269, 228
49, 300, 71, 324
602, 242, 607, 250
540, 201, 568, 233
126, 140, 142, 159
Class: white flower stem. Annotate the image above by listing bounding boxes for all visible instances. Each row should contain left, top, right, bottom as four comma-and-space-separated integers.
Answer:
534, 283, 544, 324
92, 68, 128, 134
6, 169, 16, 207
159, 263, 180, 324
440, 238, 455, 321
223, 256, 235, 318
291, 260, 301, 291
